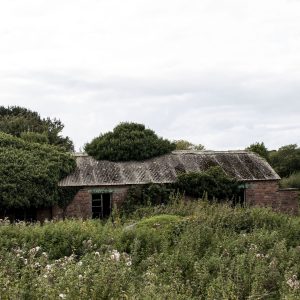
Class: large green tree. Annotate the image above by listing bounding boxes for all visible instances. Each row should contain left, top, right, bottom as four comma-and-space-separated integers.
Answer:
269, 144, 300, 177
174, 139, 205, 151
0, 133, 76, 210
246, 142, 269, 161
0, 106, 74, 151
85, 122, 176, 161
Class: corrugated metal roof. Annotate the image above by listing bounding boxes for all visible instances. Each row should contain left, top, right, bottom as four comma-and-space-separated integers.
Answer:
59, 150, 280, 187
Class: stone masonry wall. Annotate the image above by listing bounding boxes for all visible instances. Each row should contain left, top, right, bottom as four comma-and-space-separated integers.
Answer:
246, 180, 299, 215
52, 186, 129, 220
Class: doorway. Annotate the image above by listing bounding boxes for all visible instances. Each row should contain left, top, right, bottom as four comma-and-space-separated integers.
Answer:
92, 193, 112, 219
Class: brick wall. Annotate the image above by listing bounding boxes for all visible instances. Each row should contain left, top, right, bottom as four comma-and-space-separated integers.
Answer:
246, 180, 299, 215
47, 181, 299, 220
52, 186, 129, 220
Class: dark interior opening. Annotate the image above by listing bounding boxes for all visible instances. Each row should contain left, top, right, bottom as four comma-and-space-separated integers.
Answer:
234, 188, 245, 207
0, 207, 37, 222
92, 193, 111, 219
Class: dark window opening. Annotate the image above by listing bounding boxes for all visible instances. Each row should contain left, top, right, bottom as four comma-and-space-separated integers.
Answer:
92, 193, 111, 219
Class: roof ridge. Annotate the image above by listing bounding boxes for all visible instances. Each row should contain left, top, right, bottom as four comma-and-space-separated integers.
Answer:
172, 150, 250, 154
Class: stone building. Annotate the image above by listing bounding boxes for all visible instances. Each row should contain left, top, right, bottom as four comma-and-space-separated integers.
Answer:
47, 150, 299, 219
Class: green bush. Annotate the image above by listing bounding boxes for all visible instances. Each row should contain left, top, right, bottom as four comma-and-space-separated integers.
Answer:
280, 172, 300, 189
85, 122, 176, 161
0, 105, 74, 151
121, 183, 172, 215
0, 133, 76, 211
269, 144, 300, 177
174, 166, 239, 201
0, 202, 300, 299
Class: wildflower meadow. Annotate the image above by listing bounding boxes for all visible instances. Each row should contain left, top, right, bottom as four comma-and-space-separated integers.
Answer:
0, 201, 299, 299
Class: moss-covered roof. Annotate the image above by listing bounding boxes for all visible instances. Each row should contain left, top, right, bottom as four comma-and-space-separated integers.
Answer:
59, 150, 280, 187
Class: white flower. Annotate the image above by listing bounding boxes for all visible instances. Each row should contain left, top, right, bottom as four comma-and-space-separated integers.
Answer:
287, 275, 300, 290
110, 250, 120, 262
29, 246, 41, 255
256, 253, 263, 258
78, 274, 83, 280
43, 274, 48, 279
59, 293, 66, 299
126, 260, 132, 267
94, 251, 100, 257
77, 261, 83, 266
46, 264, 52, 271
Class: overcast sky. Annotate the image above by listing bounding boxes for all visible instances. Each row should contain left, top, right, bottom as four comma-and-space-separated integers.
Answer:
0, 0, 299, 151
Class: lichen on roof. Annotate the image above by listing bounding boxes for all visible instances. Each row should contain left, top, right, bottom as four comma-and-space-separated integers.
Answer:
59, 150, 280, 187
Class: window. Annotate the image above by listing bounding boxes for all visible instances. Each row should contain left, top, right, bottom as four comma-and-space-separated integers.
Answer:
92, 193, 111, 219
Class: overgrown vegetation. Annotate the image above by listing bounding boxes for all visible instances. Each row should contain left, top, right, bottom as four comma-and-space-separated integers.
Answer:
175, 166, 239, 200
85, 122, 176, 161
246, 142, 269, 161
246, 142, 300, 178
269, 144, 300, 178
174, 139, 205, 150
280, 172, 300, 189
0, 106, 74, 151
122, 183, 172, 215
0, 202, 299, 299
0, 133, 76, 214
122, 167, 239, 215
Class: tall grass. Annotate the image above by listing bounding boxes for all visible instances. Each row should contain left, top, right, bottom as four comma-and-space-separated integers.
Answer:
0, 202, 299, 299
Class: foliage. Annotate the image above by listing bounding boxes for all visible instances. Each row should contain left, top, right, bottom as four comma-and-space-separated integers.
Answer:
121, 183, 172, 215
269, 144, 300, 177
0, 106, 74, 151
20, 131, 49, 144
174, 140, 205, 151
0, 133, 76, 211
85, 122, 176, 161
174, 166, 239, 201
280, 172, 300, 189
0, 203, 300, 299
246, 142, 269, 161
57, 187, 82, 217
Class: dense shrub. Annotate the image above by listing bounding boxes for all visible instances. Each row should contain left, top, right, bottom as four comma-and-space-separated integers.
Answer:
0, 203, 299, 299
0, 133, 76, 211
269, 144, 300, 177
280, 172, 300, 189
246, 142, 269, 161
174, 166, 239, 201
85, 122, 176, 161
0, 106, 74, 151
121, 183, 172, 215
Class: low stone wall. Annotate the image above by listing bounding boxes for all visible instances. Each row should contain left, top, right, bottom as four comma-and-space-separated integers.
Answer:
246, 180, 299, 215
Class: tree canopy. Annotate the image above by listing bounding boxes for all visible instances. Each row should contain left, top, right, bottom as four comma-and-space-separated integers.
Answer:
245, 142, 269, 161
85, 122, 176, 161
0, 133, 76, 210
269, 144, 300, 177
0, 106, 74, 151
246, 142, 300, 178
174, 139, 205, 151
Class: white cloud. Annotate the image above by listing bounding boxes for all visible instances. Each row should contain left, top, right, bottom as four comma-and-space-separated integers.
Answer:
0, 0, 299, 150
